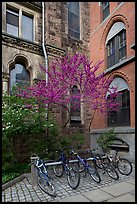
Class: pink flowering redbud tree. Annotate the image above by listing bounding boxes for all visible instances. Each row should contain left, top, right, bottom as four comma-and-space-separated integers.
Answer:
16, 53, 119, 134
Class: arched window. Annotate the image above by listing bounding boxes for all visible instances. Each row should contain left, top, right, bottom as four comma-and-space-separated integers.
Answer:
107, 77, 130, 127
106, 22, 127, 68
9, 63, 30, 93
70, 85, 81, 123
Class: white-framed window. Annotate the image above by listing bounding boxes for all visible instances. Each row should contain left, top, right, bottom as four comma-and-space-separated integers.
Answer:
6, 8, 19, 37
6, 6, 34, 41
68, 2, 80, 39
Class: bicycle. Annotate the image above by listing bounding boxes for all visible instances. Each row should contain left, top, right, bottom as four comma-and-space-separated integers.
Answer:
31, 154, 56, 197
88, 148, 119, 180
53, 149, 80, 189
107, 149, 133, 176
69, 147, 101, 183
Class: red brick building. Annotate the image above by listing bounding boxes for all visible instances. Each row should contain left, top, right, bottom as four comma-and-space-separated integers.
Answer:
89, 2, 135, 161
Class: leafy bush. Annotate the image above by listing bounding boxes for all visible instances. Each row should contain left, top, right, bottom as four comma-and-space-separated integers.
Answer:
96, 129, 116, 152
2, 93, 61, 183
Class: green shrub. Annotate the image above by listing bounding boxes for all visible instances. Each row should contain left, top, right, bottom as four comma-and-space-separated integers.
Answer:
2, 93, 61, 183
97, 129, 116, 152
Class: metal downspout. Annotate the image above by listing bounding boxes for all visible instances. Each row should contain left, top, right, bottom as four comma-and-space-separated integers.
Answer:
42, 2, 48, 120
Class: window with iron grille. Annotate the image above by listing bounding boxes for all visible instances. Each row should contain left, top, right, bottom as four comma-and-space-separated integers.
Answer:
107, 89, 130, 127
107, 29, 126, 68
102, 2, 110, 20
68, 2, 80, 39
6, 6, 34, 41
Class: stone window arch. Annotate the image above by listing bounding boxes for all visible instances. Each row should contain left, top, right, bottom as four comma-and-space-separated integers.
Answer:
107, 76, 130, 127
9, 62, 30, 94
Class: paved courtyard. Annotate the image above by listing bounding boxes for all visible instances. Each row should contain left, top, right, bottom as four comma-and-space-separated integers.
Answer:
2, 163, 135, 202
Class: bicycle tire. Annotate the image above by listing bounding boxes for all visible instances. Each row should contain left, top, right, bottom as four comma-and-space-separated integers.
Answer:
72, 161, 85, 173
87, 164, 101, 183
67, 165, 80, 189
105, 164, 119, 180
37, 171, 56, 197
117, 158, 133, 175
53, 163, 64, 177
96, 156, 110, 169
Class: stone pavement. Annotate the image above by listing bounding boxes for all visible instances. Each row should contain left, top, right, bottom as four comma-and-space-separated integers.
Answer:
2, 163, 135, 202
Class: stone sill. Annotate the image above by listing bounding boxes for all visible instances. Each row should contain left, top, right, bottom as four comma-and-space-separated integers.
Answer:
90, 126, 135, 134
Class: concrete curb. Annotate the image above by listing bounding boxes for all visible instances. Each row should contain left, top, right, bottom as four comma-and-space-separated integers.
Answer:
2, 173, 30, 191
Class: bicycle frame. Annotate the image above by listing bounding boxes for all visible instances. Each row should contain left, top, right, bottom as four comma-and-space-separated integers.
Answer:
53, 149, 80, 189
31, 156, 56, 196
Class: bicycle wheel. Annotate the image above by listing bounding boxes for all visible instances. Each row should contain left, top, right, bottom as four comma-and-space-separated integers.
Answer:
88, 164, 101, 183
37, 171, 56, 197
72, 161, 85, 173
95, 158, 104, 169
117, 158, 133, 175
105, 164, 119, 180
67, 165, 80, 189
53, 163, 64, 177
95, 155, 110, 169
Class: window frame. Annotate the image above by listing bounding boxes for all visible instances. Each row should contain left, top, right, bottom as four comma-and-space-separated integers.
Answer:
6, 8, 19, 37
102, 2, 110, 21
106, 29, 127, 68
22, 12, 34, 41
107, 89, 130, 127
68, 2, 80, 40
6, 5, 34, 42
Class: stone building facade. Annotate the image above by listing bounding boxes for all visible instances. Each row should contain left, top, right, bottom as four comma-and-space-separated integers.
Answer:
2, 2, 90, 142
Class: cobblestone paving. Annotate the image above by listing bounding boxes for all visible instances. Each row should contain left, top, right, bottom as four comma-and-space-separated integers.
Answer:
2, 163, 135, 202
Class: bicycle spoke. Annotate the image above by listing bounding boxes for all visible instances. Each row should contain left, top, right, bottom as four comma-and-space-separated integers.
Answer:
117, 158, 132, 175
67, 167, 80, 189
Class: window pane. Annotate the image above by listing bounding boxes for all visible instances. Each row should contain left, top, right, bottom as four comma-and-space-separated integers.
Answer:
22, 14, 33, 41
70, 85, 81, 122
68, 2, 80, 39
68, 13, 80, 39
10, 64, 30, 92
102, 2, 110, 20
107, 38, 115, 67
6, 11, 19, 26
6, 9, 19, 36
107, 89, 130, 127
68, 12, 80, 33
102, 2, 109, 10
7, 24, 18, 37
119, 30, 126, 61
108, 111, 117, 126
68, 2, 79, 15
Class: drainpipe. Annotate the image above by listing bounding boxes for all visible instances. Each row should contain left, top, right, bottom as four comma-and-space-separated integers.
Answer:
42, 2, 48, 120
